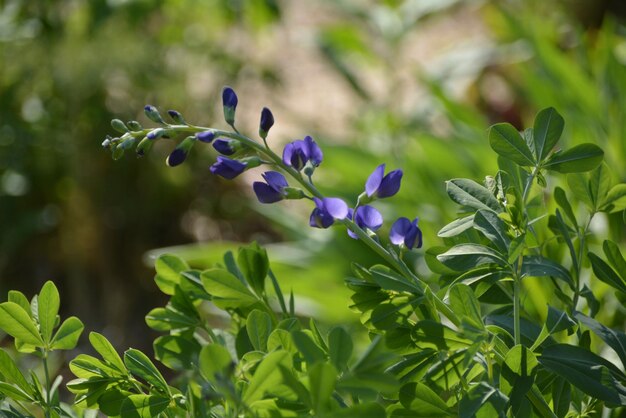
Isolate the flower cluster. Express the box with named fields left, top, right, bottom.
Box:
left=101, top=86, right=423, bottom=251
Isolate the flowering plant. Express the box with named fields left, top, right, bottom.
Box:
left=1, top=87, right=626, bottom=417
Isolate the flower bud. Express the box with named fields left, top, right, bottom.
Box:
left=111, top=119, right=129, bottom=134
left=144, top=105, right=166, bottom=124
left=283, top=187, right=306, bottom=200
left=196, top=130, right=215, bottom=143
left=222, top=86, right=238, bottom=126
left=127, top=120, right=143, bottom=131
left=101, top=136, right=112, bottom=149
left=136, top=137, right=154, bottom=157
left=212, top=139, right=237, bottom=155
left=259, top=107, right=274, bottom=139
left=147, top=128, right=167, bottom=140
left=240, top=155, right=262, bottom=169
left=111, top=143, right=125, bottom=160
left=167, top=110, right=187, bottom=125
left=166, top=136, right=196, bottom=167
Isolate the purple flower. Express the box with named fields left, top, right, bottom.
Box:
left=196, top=131, right=215, bottom=143
left=347, top=205, right=383, bottom=239
left=390, top=217, right=422, bottom=249
left=259, top=107, right=274, bottom=139
left=212, top=139, right=236, bottom=155
left=282, top=136, right=323, bottom=171
left=209, top=156, right=247, bottom=179
left=222, top=86, right=238, bottom=125
left=365, top=164, right=403, bottom=199
left=253, top=171, right=289, bottom=204
left=309, top=197, right=348, bottom=229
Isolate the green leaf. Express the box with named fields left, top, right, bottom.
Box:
left=291, top=330, right=326, bottom=365
left=566, top=173, right=593, bottom=210
left=199, top=344, right=233, bottom=384
left=588, top=162, right=611, bottom=211
left=538, top=344, right=626, bottom=404
left=0, top=349, right=31, bottom=394
left=448, top=284, right=483, bottom=330
left=0, top=382, right=34, bottom=402
left=323, top=403, right=386, bottom=417
left=154, top=254, right=189, bottom=295
left=437, top=215, right=475, bottom=238
left=7, top=291, right=31, bottom=317
left=546, top=306, right=576, bottom=334
left=37, top=281, right=60, bottom=344
left=309, top=363, right=337, bottom=414
left=50, top=316, right=84, bottom=350
left=600, top=184, right=626, bottom=213
left=267, top=329, right=295, bottom=353
left=574, top=312, right=626, bottom=369
left=238, top=242, right=269, bottom=296
left=98, top=388, right=129, bottom=417
left=398, top=382, right=453, bottom=417
left=446, top=179, right=502, bottom=213
left=588, top=252, right=626, bottom=294
left=369, top=265, right=422, bottom=294
left=504, top=345, right=538, bottom=377
left=553, top=187, right=577, bottom=227
left=533, top=107, right=564, bottom=162
left=124, top=349, right=170, bottom=395
left=437, top=244, right=508, bottom=271
left=458, top=382, right=508, bottom=418
left=328, top=327, right=352, bottom=371
left=243, top=350, right=292, bottom=404
left=521, top=255, right=574, bottom=290
left=0, top=302, right=43, bottom=347
left=472, top=209, right=510, bottom=252
left=119, top=394, right=170, bottom=418
left=89, top=332, right=126, bottom=372
left=154, top=335, right=200, bottom=371
left=247, top=309, right=273, bottom=352
left=201, top=268, right=258, bottom=309
left=145, top=307, right=198, bottom=332
left=489, top=123, right=536, bottom=166
left=544, top=143, right=604, bottom=173
left=70, top=354, right=124, bottom=378
left=603, top=240, right=626, bottom=279
left=551, top=378, right=571, bottom=418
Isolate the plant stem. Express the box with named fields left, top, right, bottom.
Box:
left=513, top=274, right=521, bottom=346
left=41, top=350, right=51, bottom=418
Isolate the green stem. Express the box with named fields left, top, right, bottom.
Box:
left=41, top=350, right=51, bottom=418
left=522, top=166, right=540, bottom=204
left=572, top=214, right=594, bottom=312
left=513, top=274, right=521, bottom=346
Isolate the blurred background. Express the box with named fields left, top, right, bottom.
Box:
left=1, top=0, right=626, bottom=352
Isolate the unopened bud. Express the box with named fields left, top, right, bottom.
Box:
left=111, top=119, right=129, bottom=134
left=166, top=136, right=196, bottom=167
left=136, top=137, right=154, bottom=157
left=144, top=105, right=166, bottom=124
left=212, top=139, right=238, bottom=155
left=222, top=86, right=238, bottom=126
left=240, top=155, right=262, bottom=169
left=283, top=187, right=306, bottom=200
left=147, top=128, right=167, bottom=140
left=196, top=130, right=215, bottom=143
left=259, top=107, right=274, bottom=139
left=118, top=137, right=137, bottom=150
left=112, top=144, right=125, bottom=160
left=167, top=110, right=187, bottom=125
left=127, top=120, right=143, bottom=131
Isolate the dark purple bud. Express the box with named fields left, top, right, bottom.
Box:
left=144, top=105, right=165, bottom=124
left=253, top=171, right=289, bottom=203
left=309, top=197, right=348, bottom=229
left=196, top=130, right=215, bottom=143
left=347, top=205, right=383, bottom=239
left=259, top=107, right=274, bottom=139
left=390, top=217, right=422, bottom=249
left=222, top=86, right=238, bottom=125
left=210, top=156, right=247, bottom=179
left=365, top=164, right=403, bottom=199
left=212, top=139, right=236, bottom=155
left=166, top=136, right=196, bottom=167
left=147, top=128, right=168, bottom=140
left=167, top=110, right=187, bottom=125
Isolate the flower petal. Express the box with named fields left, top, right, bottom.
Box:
left=365, top=164, right=385, bottom=197
left=253, top=182, right=283, bottom=203
left=323, top=197, right=349, bottom=220
left=304, top=136, right=323, bottom=166
left=262, top=171, right=288, bottom=191
left=390, top=217, right=411, bottom=245
left=377, top=169, right=403, bottom=198
left=355, top=205, right=383, bottom=231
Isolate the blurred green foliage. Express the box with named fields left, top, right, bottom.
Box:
left=1, top=0, right=626, bottom=351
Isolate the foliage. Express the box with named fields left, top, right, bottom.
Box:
left=3, top=86, right=626, bottom=416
